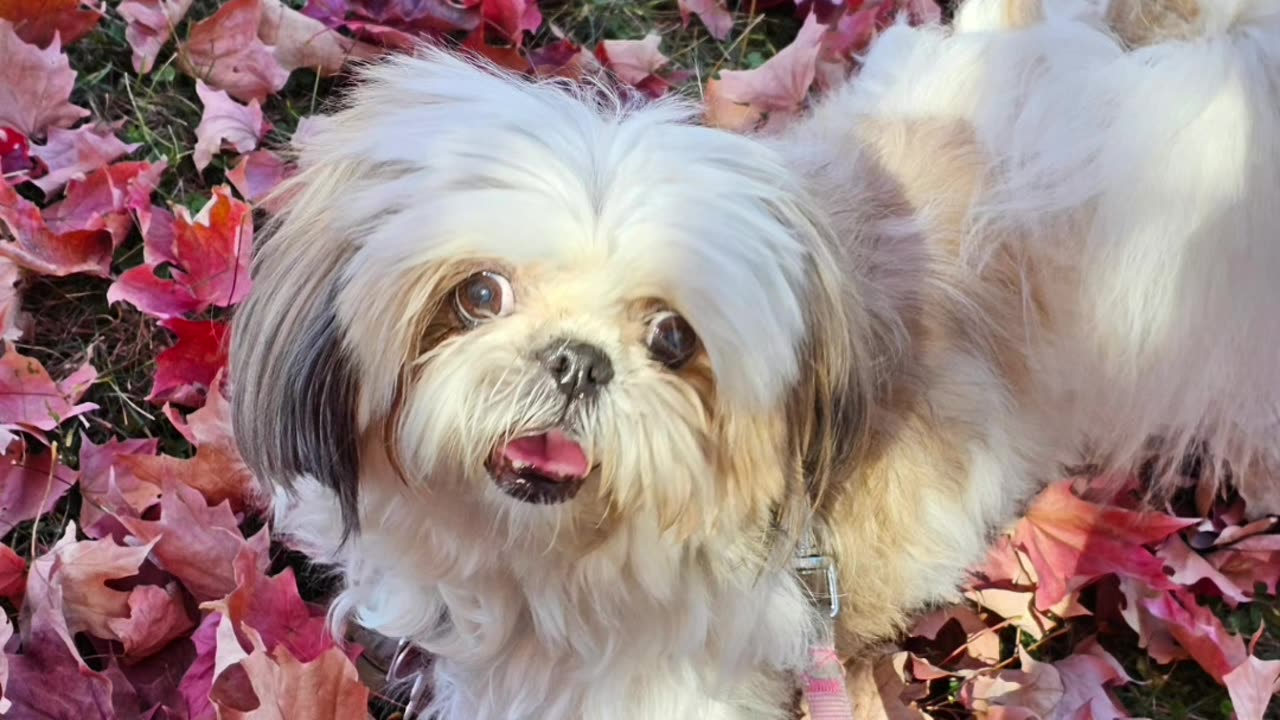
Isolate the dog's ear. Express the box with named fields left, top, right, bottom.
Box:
left=784, top=237, right=876, bottom=514
left=231, top=171, right=363, bottom=537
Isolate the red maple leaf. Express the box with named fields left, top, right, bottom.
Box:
left=1011, top=480, right=1197, bottom=610
left=180, top=0, right=290, bottom=103
left=109, top=186, right=253, bottom=319
left=148, top=318, right=231, bottom=408
left=0, top=441, right=78, bottom=538
left=0, top=0, right=103, bottom=48
left=0, top=179, right=113, bottom=276
left=41, top=160, right=166, bottom=246
left=0, top=542, right=25, bottom=603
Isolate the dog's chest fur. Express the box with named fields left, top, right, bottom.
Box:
left=278, top=461, right=823, bottom=720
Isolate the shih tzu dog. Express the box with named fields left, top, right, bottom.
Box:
left=230, top=0, right=1280, bottom=717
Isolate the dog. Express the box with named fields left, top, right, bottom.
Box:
left=230, top=0, right=1280, bottom=717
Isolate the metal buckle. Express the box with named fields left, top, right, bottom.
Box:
left=793, top=552, right=841, bottom=619
left=387, top=638, right=429, bottom=719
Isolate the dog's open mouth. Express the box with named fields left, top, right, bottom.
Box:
left=486, top=430, right=590, bottom=504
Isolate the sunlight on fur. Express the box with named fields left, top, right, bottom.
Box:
left=230, top=0, right=1280, bottom=717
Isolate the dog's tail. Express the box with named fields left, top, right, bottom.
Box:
left=974, top=0, right=1280, bottom=509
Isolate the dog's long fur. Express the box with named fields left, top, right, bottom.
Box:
left=230, top=0, right=1280, bottom=717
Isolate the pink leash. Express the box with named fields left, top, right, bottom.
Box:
left=802, top=644, right=854, bottom=720
left=794, top=525, right=856, bottom=720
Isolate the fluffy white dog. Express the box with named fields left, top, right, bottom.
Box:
left=230, top=0, right=1280, bottom=717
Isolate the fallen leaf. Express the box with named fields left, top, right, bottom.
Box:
left=25, top=523, right=158, bottom=641
left=29, top=124, right=140, bottom=195
left=481, top=0, right=541, bottom=47
left=1157, top=534, right=1252, bottom=604
left=108, top=186, right=254, bottom=318
left=0, top=442, right=78, bottom=537
left=0, top=613, right=10, bottom=713
left=124, top=382, right=263, bottom=511
left=107, top=582, right=196, bottom=658
left=0, top=0, right=102, bottom=48
left=2, top=612, right=117, bottom=719
left=679, top=0, right=732, bottom=40
left=0, top=257, right=28, bottom=342
left=711, top=13, right=826, bottom=115
left=1053, top=637, right=1132, bottom=719
left=0, top=542, right=24, bottom=602
left=0, top=179, right=114, bottom=276
left=214, top=625, right=369, bottom=720
left=0, top=344, right=97, bottom=440
left=193, top=81, right=270, bottom=172
left=118, top=0, right=194, bottom=74
left=962, top=648, right=1064, bottom=718
left=1224, top=655, right=1280, bottom=720
left=227, top=149, right=289, bottom=205
left=119, top=482, right=268, bottom=601
left=76, top=436, right=162, bottom=538
left=0, top=125, right=32, bottom=176
left=1013, top=481, right=1196, bottom=610
left=1209, top=533, right=1280, bottom=597
left=259, top=0, right=379, bottom=75
left=148, top=318, right=231, bottom=407
left=0, top=21, right=88, bottom=137
left=185, top=546, right=350, bottom=718
left=180, top=0, right=290, bottom=103
left=41, top=160, right=166, bottom=245
left=595, top=34, right=672, bottom=98
left=1122, top=581, right=1246, bottom=682
left=527, top=38, right=598, bottom=80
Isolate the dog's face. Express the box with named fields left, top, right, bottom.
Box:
left=232, top=51, right=867, bottom=544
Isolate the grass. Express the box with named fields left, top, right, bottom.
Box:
left=12, top=1, right=1277, bottom=718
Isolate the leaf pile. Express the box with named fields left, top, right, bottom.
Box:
left=0, top=1, right=1276, bottom=718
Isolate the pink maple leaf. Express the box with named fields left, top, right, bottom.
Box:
left=227, top=149, right=289, bottom=205
left=193, top=81, right=271, bottom=172
left=118, top=0, right=195, bottom=74
left=0, top=441, right=79, bottom=538
left=0, top=344, right=97, bottom=440
left=1012, top=480, right=1196, bottom=610
left=0, top=21, right=88, bottom=137
left=118, top=482, right=269, bottom=601
left=679, top=0, right=734, bottom=41
left=28, top=124, right=140, bottom=195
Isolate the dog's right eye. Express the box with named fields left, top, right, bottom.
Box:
left=455, top=272, right=514, bottom=324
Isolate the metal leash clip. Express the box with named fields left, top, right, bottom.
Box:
left=793, top=526, right=841, bottom=620
left=386, top=638, right=429, bottom=719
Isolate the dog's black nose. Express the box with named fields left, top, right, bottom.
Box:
left=540, top=340, right=614, bottom=400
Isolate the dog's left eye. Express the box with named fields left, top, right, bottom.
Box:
left=455, top=271, right=514, bottom=324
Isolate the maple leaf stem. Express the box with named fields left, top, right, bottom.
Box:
left=30, top=440, right=59, bottom=559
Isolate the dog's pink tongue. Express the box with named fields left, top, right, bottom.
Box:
left=502, top=431, right=589, bottom=480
